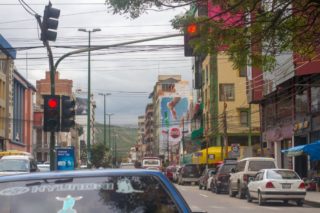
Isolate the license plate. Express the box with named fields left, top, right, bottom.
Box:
left=189, top=174, right=194, bottom=177
left=282, top=183, right=291, bottom=189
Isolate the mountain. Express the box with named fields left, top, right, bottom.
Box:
left=94, top=123, right=138, bottom=159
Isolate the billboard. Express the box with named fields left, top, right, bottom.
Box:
left=160, top=96, right=190, bottom=153
left=56, top=147, right=75, bottom=171
left=75, top=97, right=88, bottom=115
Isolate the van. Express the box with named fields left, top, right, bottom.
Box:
left=0, top=155, right=39, bottom=176
left=228, top=157, right=277, bottom=198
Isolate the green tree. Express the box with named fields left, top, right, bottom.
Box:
left=105, top=0, right=320, bottom=71
left=91, top=143, right=112, bottom=168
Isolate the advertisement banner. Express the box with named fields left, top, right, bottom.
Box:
left=75, top=97, right=88, bottom=115
left=160, top=96, right=190, bottom=152
left=56, top=147, right=75, bottom=171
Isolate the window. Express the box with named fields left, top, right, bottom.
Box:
left=239, top=67, right=247, bottom=77
left=219, top=84, right=235, bottom=101
left=248, top=161, right=276, bottom=171
left=240, top=110, right=249, bottom=126
left=311, top=86, right=320, bottom=113
left=237, top=160, right=246, bottom=172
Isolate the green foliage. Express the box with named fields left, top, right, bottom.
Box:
left=91, top=143, right=112, bottom=168
left=105, top=0, right=320, bottom=72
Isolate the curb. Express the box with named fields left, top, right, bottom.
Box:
left=304, top=200, right=320, bottom=208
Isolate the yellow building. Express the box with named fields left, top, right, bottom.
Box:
left=201, top=53, right=260, bottom=158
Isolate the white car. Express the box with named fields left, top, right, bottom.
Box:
left=0, top=155, right=39, bottom=176
left=247, top=169, right=306, bottom=206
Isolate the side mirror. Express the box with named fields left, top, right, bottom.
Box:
left=231, top=168, right=236, bottom=173
left=248, top=176, right=255, bottom=182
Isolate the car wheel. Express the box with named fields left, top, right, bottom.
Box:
left=229, top=184, right=236, bottom=197
left=204, top=184, right=207, bottom=190
left=283, top=200, right=288, bottom=205
left=246, top=190, right=252, bottom=203
left=296, top=200, right=303, bottom=206
left=258, top=191, right=264, bottom=206
left=237, top=183, right=245, bottom=199
left=199, top=183, right=202, bottom=190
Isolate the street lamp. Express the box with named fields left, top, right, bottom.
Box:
left=98, top=93, right=111, bottom=147
left=78, top=28, right=101, bottom=166
left=106, top=113, right=114, bottom=152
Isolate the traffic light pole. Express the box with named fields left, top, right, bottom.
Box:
left=87, top=31, right=92, bottom=166
left=36, top=15, right=56, bottom=171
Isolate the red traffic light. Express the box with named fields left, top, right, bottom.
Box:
left=187, top=23, right=198, bottom=35
left=48, top=98, right=58, bottom=108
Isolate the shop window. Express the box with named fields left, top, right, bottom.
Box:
left=219, top=84, right=235, bottom=101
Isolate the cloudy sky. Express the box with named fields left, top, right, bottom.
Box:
left=0, top=0, right=193, bottom=126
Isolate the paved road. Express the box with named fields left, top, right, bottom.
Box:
left=175, top=184, right=319, bottom=213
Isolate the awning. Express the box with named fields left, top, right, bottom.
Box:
left=191, top=127, right=203, bottom=140
left=282, top=141, right=320, bottom=161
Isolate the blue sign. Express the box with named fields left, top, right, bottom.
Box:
left=56, top=147, right=75, bottom=170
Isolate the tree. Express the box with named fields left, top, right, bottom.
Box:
left=105, top=0, right=320, bottom=71
left=91, top=143, right=112, bottom=168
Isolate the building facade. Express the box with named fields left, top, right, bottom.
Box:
left=33, top=71, right=74, bottom=162
left=0, top=35, right=16, bottom=151
left=144, top=103, right=154, bottom=156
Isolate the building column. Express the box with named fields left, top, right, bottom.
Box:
left=274, top=141, right=281, bottom=168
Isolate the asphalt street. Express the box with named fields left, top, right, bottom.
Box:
left=175, top=184, right=319, bottom=213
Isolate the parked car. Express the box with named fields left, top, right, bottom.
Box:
left=210, top=162, right=237, bottom=194
left=247, top=169, right=306, bottom=206
left=0, top=169, right=194, bottom=213
left=0, top=155, right=39, bottom=176
left=177, top=164, right=201, bottom=185
left=199, top=168, right=216, bottom=190
left=229, top=157, right=277, bottom=199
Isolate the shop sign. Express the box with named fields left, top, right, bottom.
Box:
left=294, top=118, right=311, bottom=134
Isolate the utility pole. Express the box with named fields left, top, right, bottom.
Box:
left=98, top=93, right=111, bottom=147
left=106, top=113, right=114, bottom=151
left=78, top=28, right=101, bottom=167
left=248, top=103, right=252, bottom=156
left=223, top=91, right=228, bottom=160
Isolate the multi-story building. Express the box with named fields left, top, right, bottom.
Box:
left=144, top=103, right=154, bottom=156
left=9, top=70, right=36, bottom=152
left=75, top=92, right=96, bottom=165
left=0, top=35, right=16, bottom=151
left=33, top=71, right=75, bottom=162
left=136, top=115, right=145, bottom=160
left=150, top=75, right=190, bottom=164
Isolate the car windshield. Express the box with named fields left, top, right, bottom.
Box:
left=0, top=159, right=29, bottom=172
left=183, top=165, right=199, bottom=174
left=248, top=161, right=276, bottom=172
left=267, top=170, right=300, bottom=180
left=0, top=175, right=180, bottom=213
left=220, top=164, right=237, bottom=174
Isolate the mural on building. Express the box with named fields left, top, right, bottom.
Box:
left=160, top=96, right=190, bottom=153
left=75, top=96, right=88, bottom=115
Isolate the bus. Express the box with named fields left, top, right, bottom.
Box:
left=0, top=150, right=32, bottom=159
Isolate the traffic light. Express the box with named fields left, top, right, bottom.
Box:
left=61, top=96, right=76, bottom=132
left=184, top=23, right=199, bottom=57
left=43, top=95, right=60, bottom=132
left=41, top=3, right=60, bottom=42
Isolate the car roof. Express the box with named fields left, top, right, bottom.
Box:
left=0, top=169, right=165, bottom=183
left=0, top=155, right=33, bottom=160
left=259, top=168, right=296, bottom=172
left=239, top=157, right=275, bottom=161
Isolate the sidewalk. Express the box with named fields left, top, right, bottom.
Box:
left=305, top=191, right=320, bottom=207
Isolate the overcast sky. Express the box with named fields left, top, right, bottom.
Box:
left=0, top=0, right=193, bottom=126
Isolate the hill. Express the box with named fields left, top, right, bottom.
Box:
left=94, top=123, right=138, bottom=160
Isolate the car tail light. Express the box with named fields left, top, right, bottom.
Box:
left=299, top=182, right=305, bottom=189
left=265, top=181, right=274, bottom=188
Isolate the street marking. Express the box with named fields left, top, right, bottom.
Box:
left=209, top=205, right=225, bottom=209
left=199, top=194, right=208, bottom=198
left=262, top=206, right=280, bottom=211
